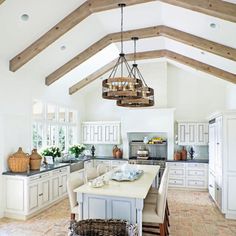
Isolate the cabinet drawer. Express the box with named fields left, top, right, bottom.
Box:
left=95, top=160, right=111, bottom=166
left=169, top=178, right=185, bottom=187
left=187, top=169, right=206, bottom=177
left=167, top=162, right=185, bottom=168
left=170, top=168, right=185, bottom=176
left=29, top=172, right=50, bottom=182
left=52, top=167, right=68, bottom=176
left=187, top=163, right=207, bottom=169
left=186, top=179, right=206, bottom=188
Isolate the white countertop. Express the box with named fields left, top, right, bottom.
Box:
left=74, top=164, right=160, bottom=199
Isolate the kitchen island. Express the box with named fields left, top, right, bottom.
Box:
left=74, top=164, right=160, bottom=235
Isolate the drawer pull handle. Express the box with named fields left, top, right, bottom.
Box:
left=59, top=185, right=63, bottom=187
left=209, top=184, right=213, bottom=188
left=39, top=193, right=43, bottom=196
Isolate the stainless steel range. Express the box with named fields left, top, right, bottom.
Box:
left=128, top=140, right=167, bottom=183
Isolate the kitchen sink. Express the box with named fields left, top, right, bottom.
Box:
left=60, top=159, right=84, bottom=172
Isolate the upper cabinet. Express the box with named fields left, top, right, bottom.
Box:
left=178, top=122, right=208, bottom=146
left=82, top=121, right=121, bottom=144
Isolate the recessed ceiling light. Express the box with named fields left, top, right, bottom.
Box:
left=21, top=14, right=29, bottom=21
left=210, top=23, right=216, bottom=28
left=60, top=45, right=66, bottom=51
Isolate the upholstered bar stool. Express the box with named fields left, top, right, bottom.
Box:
left=67, top=172, right=85, bottom=220
left=142, top=167, right=169, bottom=236
left=145, top=167, right=169, bottom=204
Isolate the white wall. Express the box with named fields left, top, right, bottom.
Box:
left=226, top=84, right=236, bottom=109
left=167, top=63, right=228, bottom=121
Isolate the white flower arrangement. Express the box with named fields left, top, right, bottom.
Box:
left=69, top=144, right=86, bottom=158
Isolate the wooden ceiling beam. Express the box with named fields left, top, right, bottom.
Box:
left=46, top=25, right=236, bottom=86
left=69, top=49, right=236, bottom=95
left=0, top=0, right=5, bottom=5
left=9, top=0, right=155, bottom=72
left=158, top=0, right=236, bottom=23
left=164, top=50, right=236, bottom=84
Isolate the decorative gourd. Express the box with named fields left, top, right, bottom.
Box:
left=181, top=146, right=187, bottom=160
left=112, top=145, right=119, bottom=158
left=30, top=149, right=42, bottom=170
left=8, top=147, right=29, bottom=172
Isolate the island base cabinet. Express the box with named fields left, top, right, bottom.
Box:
left=3, top=166, right=69, bottom=220
left=81, top=194, right=137, bottom=224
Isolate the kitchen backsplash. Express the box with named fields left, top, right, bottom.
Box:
left=85, top=144, right=119, bottom=157
left=176, top=145, right=209, bottom=160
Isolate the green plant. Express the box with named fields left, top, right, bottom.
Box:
left=41, top=146, right=61, bottom=158
left=69, top=144, right=86, bottom=158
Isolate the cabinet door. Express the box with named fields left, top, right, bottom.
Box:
left=60, top=174, right=68, bottom=196
left=209, top=123, right=216, bottom=173
left=196, top=123, right=209, bottom=145
left=178, top=123, right=188, bottom=145
left=215, top=117, right=223, bottom=186
left=187, top=123, right=196, bottom=144
left=51, top=176, right=60, bottom=201
left=91, top=124, right=103, bottom=143
left=208, top=171, right=215, bottom=201
left=103, top=123, right=120, bottom=144
left=40, top=179, right=50, bottom=206
left=82, top=124, right=90, bottom=144
left=29, top=183, right=40, bottom=211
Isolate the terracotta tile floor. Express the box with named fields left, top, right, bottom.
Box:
left=0, top=189, right=236, bottom=236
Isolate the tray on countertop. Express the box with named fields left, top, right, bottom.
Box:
left=111, top=169, right=144, bottom=182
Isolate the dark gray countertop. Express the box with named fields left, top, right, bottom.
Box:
left=166, top=159, right=209, bottom=163
left=2, top=163, right=70, bottom=177
left=90, top=156, right=128, bottom=161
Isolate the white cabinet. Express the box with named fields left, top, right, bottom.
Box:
left=166, top=162, right=208, bottom=189
left=28, top=172, right=50, bottom=212
left=167, top=162, right=185, bottom=188
left=82, top=121, right=120, bottom=144
left=178, top=122, right=208, bottom=145
left=51, top=167, right=68, bottom=201
left=3, top=165, right=70, bottom=220
left=208, top=111, right=236, bottom=219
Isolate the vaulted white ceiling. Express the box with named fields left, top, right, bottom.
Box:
left=0, top=0, right=235, bottom=91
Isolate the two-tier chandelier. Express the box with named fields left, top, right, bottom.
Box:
left=102, top=4, right=142, bottom=100
left=117, top=37, right=154, bottom=107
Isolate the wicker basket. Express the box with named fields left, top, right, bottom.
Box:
left=30, top=149, right=42, bottom=170
left=8, top=147, right=29, bottom=173
left=69, top=219, right=138, bottom=236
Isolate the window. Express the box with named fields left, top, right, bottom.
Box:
left=31, top=100, right=78, bottom=152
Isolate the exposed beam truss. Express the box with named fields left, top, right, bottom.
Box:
left=9, top=0, right=236, bottom=72
left=69, top=50, right=236, bottom=95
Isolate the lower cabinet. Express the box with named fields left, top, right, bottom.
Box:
left=166, top=162, right=208, bottom=189
left=3, top=166, right=69, bottom=220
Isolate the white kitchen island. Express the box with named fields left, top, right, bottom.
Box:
left=74, top=164, right=160, bottom=235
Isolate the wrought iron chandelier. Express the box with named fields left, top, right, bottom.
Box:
left=117, top=37, right=154, bottom=107
left=102, top=4, right=142, bottom=100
